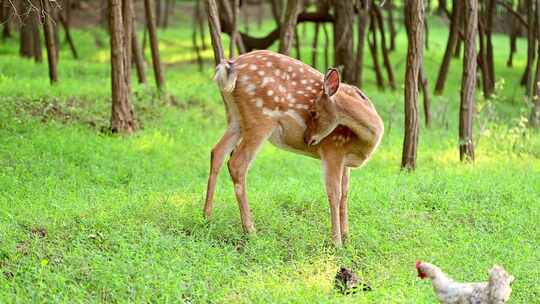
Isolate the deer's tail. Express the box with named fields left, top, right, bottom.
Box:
left=214, top=60, right=237, bottom=93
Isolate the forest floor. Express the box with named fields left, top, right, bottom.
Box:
left=0, top=15, right=539, bottom=303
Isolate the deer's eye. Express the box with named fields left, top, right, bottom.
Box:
left=309, top=110, right=318, bottom=118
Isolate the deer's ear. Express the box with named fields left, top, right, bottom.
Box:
left=324, top=68, right=340, bottom=97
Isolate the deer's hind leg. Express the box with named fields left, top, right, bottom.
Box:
left=204, top=108, right=240, bottom=219
left=227, top=124, right=275, bottom=234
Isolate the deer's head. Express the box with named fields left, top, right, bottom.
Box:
left=304, top=68, right=341, bottom=146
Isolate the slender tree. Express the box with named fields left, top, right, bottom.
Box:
left=41, top=0, right=58, bottom=84
left=355, top=0, right=370, bottom=88
left=373, top=5, right=396, bottom=90
left=109, top=0, right=137, bottom=133
left=529, top=0, right=540, bottom=128
left=459, top=0, right=478, bottom=161
left=132, top=30, right=147, bottom=84
left=434, top=0, right=462, bottom=95
left=334, top=0, right=355, bottom=83
left=144, top=0, right=166, bottom=90
left=521, top=0, right=536, bottom=91
left=278, top=0, right=302, bottom=55
left=402, top=0, right=424, bottom=170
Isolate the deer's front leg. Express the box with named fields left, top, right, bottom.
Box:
left=340, top=167, right=350, bottom=243
left=227, top=127, right=274, bottom=234
left=321, top=148, right=345, bottom=247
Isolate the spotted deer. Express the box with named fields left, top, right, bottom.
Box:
left=204, top=50, right=384, bottom=246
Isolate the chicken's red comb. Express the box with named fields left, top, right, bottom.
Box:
left=416, top=260, right=428, bottom=279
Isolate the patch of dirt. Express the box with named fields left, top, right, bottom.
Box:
left=334, top=267, right=372, bottom=295
left=30, top=227, right=48, bottom=238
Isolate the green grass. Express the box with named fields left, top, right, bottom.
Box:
left=1, top=12, right=540, bottom=303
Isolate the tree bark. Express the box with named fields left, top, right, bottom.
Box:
left=368, top=17, right=385, bottom=90
left=132, top=30, right=147, bottom=84
left=311, top=22, right=320, bottom=68
left=402, top=0, right=424, bottom=171
left=1, top=0, right=12, bottom=40
left=355, top=0, right=370, bottom=88
left=333, top=0, right=355, bottom=83
left=373, top=5, right=396, bottom=90
left=229, top=0, right=240, bottom=57
left=436, top=0, right=448, bottom=15
left=420, top=67, right=431, bottom=128
left=387, top=0, right=397, bottom=52
left=521, top=0, right=537, bottom=92
left=459, top=0, right=477, bottom=162
left=144, top=0, right=166, bottom=90
left=529, top=0, right=540, bottom=128
left=478, top=20, right=493, bottom=98
left=278, top=0, right=302, bottom=55
left=41, top=0, right=58, bottom=84
left=58, top=12, right=78, bottom=59
left=206, top=0, right=225, bottom=65
left=484, top=0, right=496, bottom=93
left=109, top=0, right=137, bottom=133
left=434, top=0, right=462, bottom=95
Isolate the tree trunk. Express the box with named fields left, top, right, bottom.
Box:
left=434, top=0, right=462, bottom=95
left=132, top=30, right=147, bottom=83
left=58, top=13, right=79, bottom=59
left=278, top=0, right=302, bottom=55
left=402, top=0, right=424, bottom=171
left=19, top=0, right=42, bottom=60
left=334, top=0, right=355, bottom=83
left=31, top=5, right=43, bottom=63
left=109, top=0, right=137, bottom=133
left=144, top=0, right=166, bottom=90
left=420, top=67, right=431, bottom=128
left=1, top=0, right=12, bottom=40
left=459, top=0, right=477, bottom=162
left=355, top=0, right=370, bottom=88
left=198, top=0, right=207, bottom=50
left=41, top=0, right=58, bottom=84
left=529, top=0, right=540, bottom=128
left=206, top=0, right=225, bottom=65
left=122, top=0, right=134, bottom=93
left=387, top=0, right=397, bottom=52
left=323, top=22, right=330, bottom=69
left=311, top=22, right=320, bottom=68
left=368, top=17, right=385, bottom=89
left=521, top=0, right=537, bottom=92
left=478, top=20, right=492, bottom=98
left=229, top=0, right=240, bottom=58
left=373, top=5, right=396, bottom=90
left=484, top=0, right=496, bottom=94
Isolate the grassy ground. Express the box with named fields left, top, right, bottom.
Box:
left=1, top=12, right=539, bottom=303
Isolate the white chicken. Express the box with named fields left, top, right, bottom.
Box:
left=416, top=261, right=514, bottom=304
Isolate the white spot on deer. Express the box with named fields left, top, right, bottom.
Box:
left=245, top=84, right=256, bottom=95
left=249, top=64, right=258, bottom=71
left=273, top=96, right=279, bottom=102
left=292, top=81, right=297, bottom=86
left=258, top=70, right=265, bottom=76
left=298, top=90, right=304, bottom=94
left=274, top=70, right=281, bottom=77
left=261, top=77, right=273, bottom=86
left=267, top=90, right=274, bottom=96
left=306, top=86, right=312, bottom=90
left=287, top=66, right=293, bottom=72
left=255, top=97, right=263, bottom=108
left=309, top=79, right=315, bottom=83
left=301, top=80, right=307, bottom=84
left=311, top=89, right=318, bottom=94
left=240, top=75, right=250, bottom=83
left=266, top=62, right=273, bottom=67
left=278, top=85, right=286, bottom=93
left=292, top=73, right=297, bottom=78
left=299, top=68, right=304, bottom=73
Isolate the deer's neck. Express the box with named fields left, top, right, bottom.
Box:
left=335, top=94, right=383, bottom=147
